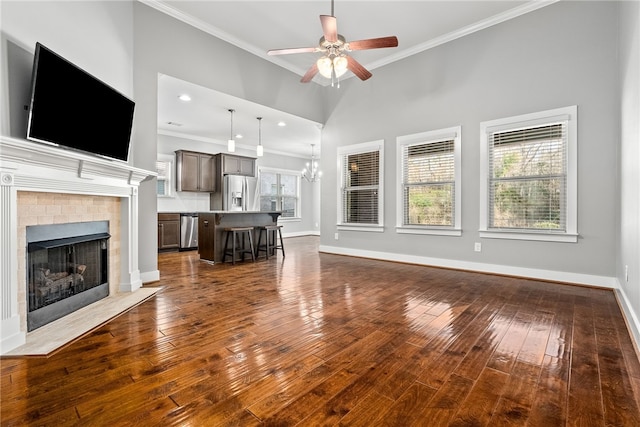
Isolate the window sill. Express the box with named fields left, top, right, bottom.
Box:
left=337, top=224, right=384, bottom=233
left=479, top=230, right=578, bottom=243
left=278, top=217, right=301, bottom=223
left=396, top=226, right=462, bottom=237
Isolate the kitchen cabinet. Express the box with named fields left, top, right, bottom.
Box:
left=221, top=154, right=255, bottom=176
left=158, top=213, right=180, bottom=251
left=175, top=150, right=216, bottom=192
left=198, top=211, right=281, bottom=263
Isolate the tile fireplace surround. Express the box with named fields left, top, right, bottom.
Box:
left=0, top=136, right=155, bottom=354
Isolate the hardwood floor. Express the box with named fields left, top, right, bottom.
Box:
left=2, top=236, right=640, bottom=426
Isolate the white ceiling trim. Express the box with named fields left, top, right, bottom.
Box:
left=140, top=0, right=309, bottom=77
left=158, top=129, right=312, bottom=159
left=141, top=0, right=558, bottom=83
left=365, top=0, right=560, bottom=71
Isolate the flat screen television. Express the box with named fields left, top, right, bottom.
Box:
left=26, top=43, right=135, bottom=162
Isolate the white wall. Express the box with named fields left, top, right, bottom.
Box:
left=618, top=1, right=640, bottom=343
left=1, top=0, right=133, bottom=139
left=319, top=1, right=621, bottom=286
left=1, top=1, right=324, bottom=283
left=2, top=2, right=635, bottom=336
left=156, top=132, right=319, bottom=236
left=132, top=2, right=326, bottom=275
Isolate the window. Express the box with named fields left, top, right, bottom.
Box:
left=259, top=168, right=300, bottom=219
left=397, top=127, right=462, bottom=236
left=337, top=140, right=384, bottom=232
left=480, top=106, right=577, bottom=242
left=155, top=159, right=172, bottom=197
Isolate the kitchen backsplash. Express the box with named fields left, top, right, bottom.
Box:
left=157, top=191, right=210, bottom=212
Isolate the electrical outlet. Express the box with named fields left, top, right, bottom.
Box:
left=334, top=232, right=339, bottom=240
left=474, top=242, right=482, bottom=252
left=625, top=265, right=629, bottom=282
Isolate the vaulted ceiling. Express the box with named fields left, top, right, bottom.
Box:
left=151, top=1, right=555, bottom=157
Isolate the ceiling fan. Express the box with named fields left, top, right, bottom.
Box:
left=267, top=0, right=398, bottom=85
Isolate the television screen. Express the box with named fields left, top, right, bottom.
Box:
left=27, top=43, right=134, bottom=162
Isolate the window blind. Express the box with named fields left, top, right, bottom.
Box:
left=488, top=123, right=567, bottom=231
left=402, top=140, right=455, bottom=226
left=155, top=161, right=169, bottom=178
left=341, top=150, right=380, bottom=224
left=155, top=160, right=170, bottom=196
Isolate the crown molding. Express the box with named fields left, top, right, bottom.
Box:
left=142, top=0, right=558, bottom=84
left=367, top=0, right=560, bottom=71
left=157, top=129, right=313, bottom=160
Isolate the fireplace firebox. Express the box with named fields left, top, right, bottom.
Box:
left=26, top=221, right=110, bottom=331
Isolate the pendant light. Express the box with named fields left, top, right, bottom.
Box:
left=256, top=117, right=264, bottom=157
left=227, top=109, right=236, bottom=153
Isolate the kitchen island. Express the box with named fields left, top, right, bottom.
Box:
left=198, top=211, right=282, bottom=263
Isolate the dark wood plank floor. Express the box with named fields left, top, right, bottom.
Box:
left=3, top=236, right=640, bottom=426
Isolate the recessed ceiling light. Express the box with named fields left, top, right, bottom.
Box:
left=178, top=94, right=191, bottom=102
left=235, top=134, right=243, bottom=139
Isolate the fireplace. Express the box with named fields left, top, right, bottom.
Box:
left=1, top=135, right=154, bottom=354
left=26, top=221, right=110, bottom=331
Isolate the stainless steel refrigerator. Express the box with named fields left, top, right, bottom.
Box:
left=223, top=175, right=259, bottom=211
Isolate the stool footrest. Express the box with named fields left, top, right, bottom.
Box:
left=222, top=227, right=256, bottom=264
left=255, top=225, right=285, bottom=259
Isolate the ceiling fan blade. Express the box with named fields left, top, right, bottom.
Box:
left=300, top=63, right=319, bottom=83
left=346, top=56, right=372, bottom=81
left=347, top=36, right=399, bottom=51
left=268, top=47, right=318, bottom=56
left=320, top=15, right=338, bottom=43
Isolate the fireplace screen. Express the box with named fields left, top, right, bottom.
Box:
left=26, top=222, right=110, bottom=331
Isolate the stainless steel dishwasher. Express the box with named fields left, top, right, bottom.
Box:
left=179, top=213, right=198, bottom=250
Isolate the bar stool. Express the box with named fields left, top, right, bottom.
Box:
left=222, top=227, right=255, bottom=264
left=255, top=225, right=285, bottom=259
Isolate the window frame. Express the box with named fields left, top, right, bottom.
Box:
left=258, top=166, right=301, bottom=221
left=396, top=126, right=462, bottom=236
left=155, top=155, right=173, bottom=198
left=479, top=105, right=578, bottom=242
left=337, top=140, right=384, bottom=233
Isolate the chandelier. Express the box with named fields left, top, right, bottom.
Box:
left=302, top=144, right=322, bottom=183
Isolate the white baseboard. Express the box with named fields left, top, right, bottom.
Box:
left=318, top=244, right=640, bottom=353
left=318, top=244, right=617, bottom=288
left=140, top=269, right=160, bottom=284
left=0, top=315, right=25, bottom=355
left=614, top=283, right=640, bottom=355
left=282, top=230, right=320, bottom=238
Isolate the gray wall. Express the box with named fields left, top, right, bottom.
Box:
left=2, top=2, right=636, bottom=327
left=132, top=2, right=326, bottom=275
left=157, top=133, right=319, bottom=236
left=319, top=1, right=620, bottom=280
left=1, top=1, right=134, bottom=139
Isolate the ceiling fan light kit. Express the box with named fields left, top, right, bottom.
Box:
left=317, top=55, right=348, bottom=79
left=267, top=0, right=398, bottom=85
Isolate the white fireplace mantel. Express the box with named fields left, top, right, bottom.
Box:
left=0, top=136, right=155, bottom=354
